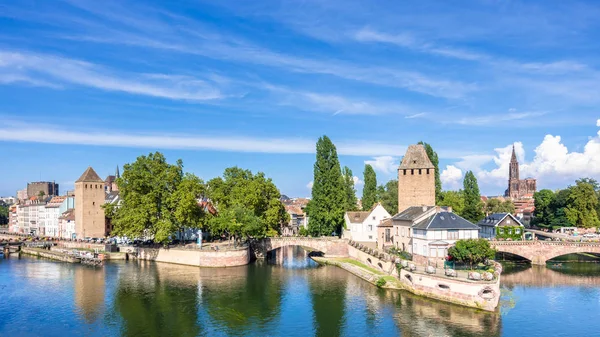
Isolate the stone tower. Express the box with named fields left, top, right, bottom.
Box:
left=75, top=167, right=106, bottom=239
left=508, top=146, right=520, bottom=199
left=397, top=144, right=435, bottom=213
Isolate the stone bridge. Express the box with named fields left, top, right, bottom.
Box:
left=251, top=237, right=349, bottom=259
left=491, top=241, right=600, bottom=265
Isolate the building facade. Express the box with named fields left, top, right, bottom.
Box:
left=344, top=203, right=391, bottom=244
left=397, top=144, right=435, bottom=213
left=505, top=146, right=537, bottom=199
left=74, top=167, right=106, bottom=239
left=44, top=196, right=66, bottom=237
left=27, top=181, right=59, bottom=199
left=477, top=213, right=524, bottom=240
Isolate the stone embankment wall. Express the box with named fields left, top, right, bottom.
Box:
left=135, top=247, right=250, bottom=267
left=21, top=247, right=81, bottom=263
left=55, top=241, right=106, bottom=251
left=346, top=244, right=501, bottom=311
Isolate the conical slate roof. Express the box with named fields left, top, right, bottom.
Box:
left=76, top=167, right=104, bottom=183
left=399, top=144, right=434, bottom=169
left=511, top=145, right=518, bottom=163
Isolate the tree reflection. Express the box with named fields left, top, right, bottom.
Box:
left=308, top=267, right=347, bottom=337
left=114, top=262, right=200, bottom=337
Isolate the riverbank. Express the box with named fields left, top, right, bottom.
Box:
left=313, top=255, right=501, bottom=312
left=21, top=247, right=82, bottom=263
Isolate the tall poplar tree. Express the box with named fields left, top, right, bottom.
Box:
left=306, top=136, right=346, bottom=236
left=462, top=171, right=484, bottom=222
left=362, top=164, right=377, bottom=210
left=342, top=166, right=358, bottom=211
left=418, top=141, right=442, bottom=203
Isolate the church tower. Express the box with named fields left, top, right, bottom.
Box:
left=75, top=167, right=106, bottom=239
left=507, top=145, right=520, bottom=199
left=397, top=144, right=435, bottom=213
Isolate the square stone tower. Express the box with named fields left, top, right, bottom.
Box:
left=397, top=144, right=435, bottom=213
left=75, top=167, right=106, bottom=239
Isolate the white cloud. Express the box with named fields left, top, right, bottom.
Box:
left=597, top=119, right=600, bottom=127
left=471, top=121, right=600, bottom=188
left=352, top=176, right=363, bottom=186
left=306, top=181, right=313, bottom=189
left=0, top=51, right=223, bottom=101
left=364, top=156, right=398, bottom=174
left=0, top=121, right=409, bottom=157
left=440, top=165, right=463, bottom=190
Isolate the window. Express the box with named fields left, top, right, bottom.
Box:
left=385, top=229, right=391, bottom=242
left=372, top=216, right=376, bottom=220
left=419, top=169, right=422, bottom=175
left=464, top=230, right=472, bottom=239
left=403, top=169, right=407, bottom=175
left=448, top=230, right=458, bottom=240
left=434, top=231, right=442, bottom=240
left=507, top=219, right=511, bottom=224
left=515, top=228, right=521, bottom=234
left=92, top=202, right=95, bottom=206
left=427, top=168, right=430, bottom=174
left=498, top=228, right=504, bottom=235
left=368, top=235, right=372, bottom=240
left=368, top=225, right=373, bottom=231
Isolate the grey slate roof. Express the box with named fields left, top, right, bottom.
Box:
left=392, top=206, right=435, bottom=221
left=413, top=212, right=480, bottom=230
left=477, top=213, right=523, bottom=227
left=76, top=167, right=104, bottom=183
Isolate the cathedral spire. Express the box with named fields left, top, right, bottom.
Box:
left=510, top=145, right=517, bottom=163
left=116, top=166, right=120, bottom=179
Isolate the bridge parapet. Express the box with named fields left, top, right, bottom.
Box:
left=491, top=240, right=600, bottom=265
left=250, top=236, right=349, bottom=258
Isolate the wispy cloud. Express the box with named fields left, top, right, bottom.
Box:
left=405, top=113, right=426, bottom=119
left=0, top=121, right=407, bottom=157
left=453, top=111, right=550, bottom=126
left=0, top=51, right=223, bottom=101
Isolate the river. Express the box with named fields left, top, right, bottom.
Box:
left=1, top=246, right=599, bottom=337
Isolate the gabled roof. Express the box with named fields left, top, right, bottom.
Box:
left=76, top=167, right=104, bottom=183
left=378, top=218, right=393, bottom=227
left=392, top=206, right=436, bottom=221
left=413, top=212, right=480, bottom=230
left=477, top=213, right=524, bottom=227
left=399, top=144, right=434, bottom=169
left=346, top=211, right=370, bottom=224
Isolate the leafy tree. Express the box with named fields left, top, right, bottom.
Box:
left=577, top=178, right=600, bottom=219
left=418, top=141, right=442, bottom=203
left=549, top=188, right=573, bottom=228
left=448, top=239, right=496, bottom=267
left=533, top=189, right=555, bottom=226
left=462, top=171, right=484, bottom=223
left=342, top=166, right=358, bottom=211
left=485, top=198, right=515, bottom=215
left=37, top=191, right=45, bottom=199
left=565, top=180, right=600, bottom=228
left=170, top=173, right=206, bottom=240
left=306, top=136, right=346, bottom=237
left=438, top=190, right=465, bottom=215
left=362, top=164, right=377, bottom=210
left=378, top=180, right=398, bottom=215
left=0, top=204, right=8, bottom=225
left=110, top=152, right=185, bottom=243
left=206, top=167, right=288, bottom=240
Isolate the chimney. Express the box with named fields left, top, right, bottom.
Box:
left=422, top=206, right=427, bottom=212
left=447, top=206, right=453, bottom=213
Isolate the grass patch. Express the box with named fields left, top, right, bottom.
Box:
left=334, top=258, right=385, bottom=275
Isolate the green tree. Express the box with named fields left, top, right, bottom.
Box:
left=418, top=141, right=442, bottom=203
left=342, top=166, right=358, bottom=211
left=448, top=239, right=496, bottom=267
left=206, top=167, right=288, bottom=240
left=549, top=188, right=574, bottom=228
left=378, top=180, right=398, bottom=215
left=462, top=171, right=484, bottom=223
left=565, top=180, right=600, bottom=228
left=37, top=190, right=45, bottom=199
left=576, top=178, right=600, bottom=219
left=438, top=190, right=465, bottom=215
left=533, top=189, right=555, bottom=226
left=485, top=199, right=515, bottom=215
left=170, top=173, right=206, bottom=240
left=362, top=164, right=377, bottom=210
left=0, top=204, right=8, bottom=225
left=306, top=136, right=346, bottom=237
left=110, top=152, right=184, bottom=243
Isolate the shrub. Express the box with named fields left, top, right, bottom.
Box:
left=448, top=239, right=496, bottom=268
left=376, top=277, right=387, bottom=288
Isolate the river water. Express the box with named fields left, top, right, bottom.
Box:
left=1, top=246, right=599, bottom=337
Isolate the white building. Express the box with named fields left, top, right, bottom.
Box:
left=58, top=209, right=76, bottom=239
left=391, top=206, right=480, bottom=260
left=45, top=196, right=66, bottom=237
left=17, top=201, right=47, bottom=235
left=344, top=203, right=391, bottom=243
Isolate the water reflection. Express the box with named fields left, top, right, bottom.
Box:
left=3, top=248, right=600, bottom=336
left=74, top=267, right=105, bottom=323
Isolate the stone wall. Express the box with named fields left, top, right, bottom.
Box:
left=398, top=169, right=435, bottom=213
left=398, top=268, right=500, bottom=311
left=347, top=245, right=397, bottom=275
left=55, top=241, right=106, bottom=251
left=135, top=247, right=250, bottom=267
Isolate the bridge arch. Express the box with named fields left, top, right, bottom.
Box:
left=491, top=241, right=600, bottom=265
left=251, top=237, right=349, bottom=259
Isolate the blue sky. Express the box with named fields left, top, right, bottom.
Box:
left=1, top=0, right=600, bottom=198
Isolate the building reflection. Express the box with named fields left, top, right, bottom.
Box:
left=74, top=266, right=106, bottom=324
left=502, top=264, right=600, bottom=288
